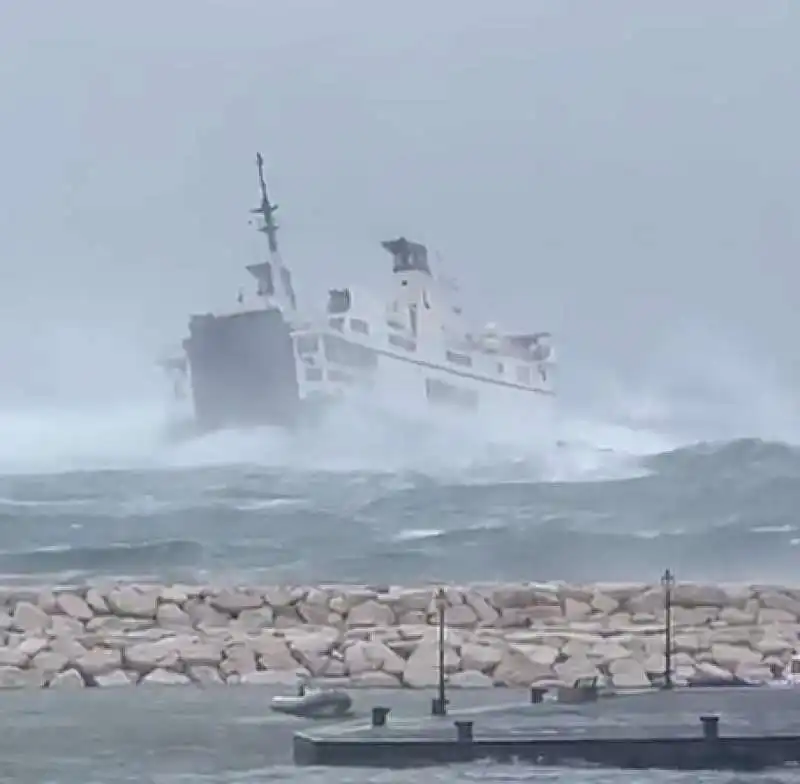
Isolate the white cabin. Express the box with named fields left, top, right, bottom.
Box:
left=291, top=237, right=555, bottom=412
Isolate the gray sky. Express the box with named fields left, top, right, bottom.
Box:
left=1, top=0, right=798, bottom=410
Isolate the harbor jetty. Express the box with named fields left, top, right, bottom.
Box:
left=0, top=577, right=797, bottom=690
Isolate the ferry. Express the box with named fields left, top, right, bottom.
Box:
left=161, top=153, right=556, bottom=432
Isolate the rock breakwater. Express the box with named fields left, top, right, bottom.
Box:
left=0, top=581, right=798, bottom=690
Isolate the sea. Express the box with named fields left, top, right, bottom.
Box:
left=1, top=389, right=799, bottom=782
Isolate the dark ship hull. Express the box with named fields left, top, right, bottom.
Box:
left=183, top=307, right=301, bottom=431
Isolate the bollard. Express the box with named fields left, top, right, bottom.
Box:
left=371, top=706, right=391, bottom=727
left=530, top=686, right=547, bottom=704
left=455, top=720, right=474, bottom=743
left=700, top=714, right=719, bottom=740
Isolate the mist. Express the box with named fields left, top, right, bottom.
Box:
left=1, top=0, right=798, bottom=446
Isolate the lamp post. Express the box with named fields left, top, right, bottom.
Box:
left=661, top=568, right=675, bottom=690
left=431, top=587, right=448, bottom=716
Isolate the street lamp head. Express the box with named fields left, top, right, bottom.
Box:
left=435, top=587, right=447, bottom=610
left=661, top=568, right=675, bottom=589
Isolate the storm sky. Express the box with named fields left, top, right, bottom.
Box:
left=0, top=1, right=798, bottom=408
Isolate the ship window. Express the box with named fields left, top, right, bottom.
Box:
left=327, top=288, right=351, bottom=314
left=305, top=367, right=323, bottom=382
left=350, top=318, right=369, bottom=335
left=323, top=335, right=377, bottom=369
left=446, top=350, right=472, bottom=367
left=296, top=335, right=319, bottom=354
left=516, top=365, right=531, bottom=384
left=792, top=659, right=800, bottom=674
left=328, top=317, right=345, bottom=332
left=388, top=334, right=416, bottom=352
left=425, top=378, right=478, bottom=408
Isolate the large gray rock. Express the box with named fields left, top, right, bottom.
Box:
left=156, top=603, right=192, bottom=627
left=94, top=669, right=135, bottom=687
left=0, top=646, right=28, bottom=668
left=208, top=590, right=264, bottom=615
left=106, top=587, right=158, bottom=619
left=609, top=659, right=650, bottom=688
left=402, top=642, right=459, bottom=688
left=11, top=602, right=51, bottom=633
left=141, top=668, right=192, bottom=686
left=56, top=592, right=94, bottom=622
left=449, top=670, right=494, bottom=688
left=347, top=600, right=395, bottom=628
left=493, top=648, right=553, bottom=686
left=0, top=666, right=43, bottom=689
left=344, top=640, right=405, bottom=677
left=460, top=641, right=504, bottom=673
left=75, top=647, right=123, bottom=677
left=48, top=669, right=86, bottom=689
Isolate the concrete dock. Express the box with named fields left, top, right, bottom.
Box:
left=294, top=685, right=800, bottom=770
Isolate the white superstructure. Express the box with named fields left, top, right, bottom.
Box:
left=288, top=237, right=555, bottom=415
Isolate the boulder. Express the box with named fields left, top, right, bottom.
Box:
left=156, top=603, right=192, bottom=627
left=124, top=638, right=183, bottom=673
left=75, top=647, right=123, bottom=678
left=350, top=671, right=402, bottom=688
left=12, top=602, right=50, bottom=633
left=188, top=665, right=224, bottom=685
left=55, top=592, right=94, bottom=622
left=449, top=670, right=494, bottom=688
left=31, top=650, right=68, bottom=676
left=345, top=640, right=404, bottom=676
left=252, top=636, right=299, bottom=670
left=758, top=591, right=800, bottom=617
left=94, top=669, right=135, bottom=687
left=609, top=659, right=650, bottom=689
left=709, top=643, right=762, bottom=672
left=347, top=600, right=395, bottom=628
left=443, top=604, right=478, bottom=628
left=238, top=670, right=307, bottom=686
left=0, top=665, right=42, bottom=689
left=141, top=668, right=192, bottom=686
left=85, top=588, right=111, bottom=614
left=208, top=590, right=264, bottom=615
left=0, top=646, right=28, bottom=668
left=403, top=643, right=459, bottom=688
left=671, top=584, right=730, bottom=608
left=48, top=669, right=86, bottom=689
left=460, top=641, right=504, bottom=673
left=106, top=587, right=158, bottom=619
left=493, top=648, right=553, bottom=686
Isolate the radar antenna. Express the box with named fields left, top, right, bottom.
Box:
left=251, top=152, right=280, bottom=255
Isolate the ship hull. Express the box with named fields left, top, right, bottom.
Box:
left=182, top=307, right=303, bottom=430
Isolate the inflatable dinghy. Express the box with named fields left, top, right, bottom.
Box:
left=270, top=688, right=353, bottom=719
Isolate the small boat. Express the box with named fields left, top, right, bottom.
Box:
left=270, top=686, right=353, bottom=719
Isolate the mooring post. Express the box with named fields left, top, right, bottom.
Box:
left=530, top=686, right=547, bottom=704
left=700, top=714, right=719, bottom=740
left=431, top=587, right=448, bottom=716
left=455, top=720, right=474, bottom=743
left=661, top=568, right=675, bottom=690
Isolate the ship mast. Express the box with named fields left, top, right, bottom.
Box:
left=247, top=152, right=297, bottom=312
left=252, top=152, right=280, bottom=255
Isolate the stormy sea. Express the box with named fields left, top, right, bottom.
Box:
left=1, top=387, right=799, bottom=783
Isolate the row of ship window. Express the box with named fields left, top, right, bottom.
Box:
left=296, top=332, right=536, bottom=384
